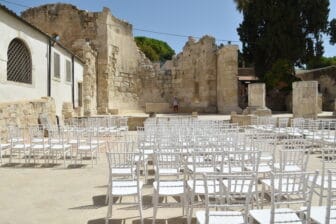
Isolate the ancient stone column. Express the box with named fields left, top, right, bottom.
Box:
left=243, top=83, right=271, bottom=116
left=292, top=81, right=318, bottom=118
left=217, top=45, right=242, bottom=114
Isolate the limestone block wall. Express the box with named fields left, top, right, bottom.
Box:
left=163, top=36, right=218, bottom=113
left=217, top=45, right=241, bottom=113
left=296, top=66, right=336, bottom=111
left=0, top=97, right=56, bottom=140
left=292, top=81, right=318, bottom=118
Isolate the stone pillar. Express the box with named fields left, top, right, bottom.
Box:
left=217, top=45, right=242, bottom=114
left=243, top=83, right=271, bottom=116
left=62, top=102, right=74, bottom=122
left=292, top=81, right=318, bottom=118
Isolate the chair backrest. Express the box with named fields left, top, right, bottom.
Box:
left=106, top=151, right=138, bottom=175
left=326, top=170, right=336, bottom=224
left=202, top=173, right=256, bottom=224
left=270, top=171, right=318, bottom=223
left=153, top=151, right=182, bottom=176
left=220, top=150, right=260, bottom=174
left=107, top=141, right=136, bottom=153
left=279, top=148, right=308, bottom=172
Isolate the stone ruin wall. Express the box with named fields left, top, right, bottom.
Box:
left=296, top=66, right=336, bottom=111
left=22, top=4, right=168, bottom=114
left=22, top=4, right=240, bottom=115
left=161, top=36, right=218, bottom=113
left=0, top=97, right=56, bottom=140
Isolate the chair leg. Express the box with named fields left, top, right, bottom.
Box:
left=138, top=192, right=144, bottom=224
left=152, top=191, right=158, bottom=224
left=106, top=194, right=112, bottom=224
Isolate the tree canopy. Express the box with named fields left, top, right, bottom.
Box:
left=235, top=0, right=330, bottom=89
left=134, top=36, right=175, bottom=62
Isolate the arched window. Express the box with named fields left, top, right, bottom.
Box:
left=7, top=38, right=32, bottom=84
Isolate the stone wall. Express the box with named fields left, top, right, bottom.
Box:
left=22, top=4, right=240, bottom=115
left=0, top=97, right=56, bottom=140
left=217, top=45, right=241, bottom=114
left=296, top=66, right=336, bottom=111
left=22, top=4, right=165, bottom=113
left=292, top=81, right=318, bottom=118
left=162, top=36, right=219, bottom=113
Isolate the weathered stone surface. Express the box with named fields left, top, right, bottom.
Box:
left=0, top=97, right=56, bottom=140
left=145, top=103, right=171, bottom=113
left=292, top=81, right=318, bottom=118
left=127, top=116, right=148, bottom=131
left=243, top=83, right=271, bottom=116
left=22, top=4, right=242, bottom=115
left=217, top=45, right=242, bottom=114
left=230, top=114, right=256, bottom=126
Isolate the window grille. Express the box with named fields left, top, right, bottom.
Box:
left=65, top=60, right=72, bottom=82
left=7, top=38, right=32, bottom=84
left=53, top=52, right=60, bottom=79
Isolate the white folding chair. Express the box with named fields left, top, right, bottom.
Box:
left=105, top=151, right=143, bottom=224
left=75, top=128, right=98, bottom=167
left=48, top=127, right=71, bottom=167
left=152, top=151, right=186, bottom=224
left=8, top=125, right=30, bottom=163
left=249, top=171, right=318, bottom=224
left=308, top=169, right=336, bottom=224
left=29, top=125, right=50, bottom=164
left=196, top=173, right=256, bottom=224
left=313, top=147, right=336, bottom=205
left=185, top=151, right=220, bottom=224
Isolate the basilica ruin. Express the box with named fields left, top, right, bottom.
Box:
left=21, top=4, right=241, bottom=116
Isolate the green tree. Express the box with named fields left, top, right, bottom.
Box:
left=306, top=56, right=336, bottom=69
left=330, top=18, right=336, bottom=44
left=236, top=0, right=330, bottom=87
left=134, top=36, right=175, bottom=62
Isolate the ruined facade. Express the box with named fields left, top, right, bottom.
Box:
left=22, top=4, right=241, bottom=114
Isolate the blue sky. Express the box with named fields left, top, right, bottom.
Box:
left=1, top=0, right=336, bottom=57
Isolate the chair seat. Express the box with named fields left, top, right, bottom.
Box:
left=274, top=163, right=302, bottom=172
left=219, top=166, right=243, bottom=173
left=91, top=140, right=105, bottom=145
left=50, top=144, right=71, bottom=150
left=156, top=168, right=180, bottom=175
left=304, top=206, right=336, bottom=224
left=111, top=167, right=136, bottom=175
left=111, top=180, right=143, bottom=195
left=249, top=208, right=302, bottom=224
left=68, top=139, right=86, bottom=144
left=1, top=143, right=10, bottom=149
left=196, top=210, right=244, bottom=224
left=31, top=138, right=48, bottom=143
left=187, top=180, right=220, bottom=194
left=153, top=180, right=184, bottom=195
left=77, top=145, right=98, bottom=151
left=12, top=144, right=30, bottom=149
left=31, top=144, right=50, bottom=150
left=187, top=165, right=216, bottom=173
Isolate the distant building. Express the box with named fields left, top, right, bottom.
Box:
left=0, top=4, right=84, bottom=118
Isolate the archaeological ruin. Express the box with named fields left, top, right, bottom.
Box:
left=21, top=4, right=242, bottom=115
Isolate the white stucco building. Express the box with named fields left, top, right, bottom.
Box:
left=0, top=5, right=84, bottom=119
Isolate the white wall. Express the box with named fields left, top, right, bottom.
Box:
left=51, top=46, right=84, bottom=117
left=0, top=9, right=84, bottom=119
left=0, top=9, right=48, bottom=101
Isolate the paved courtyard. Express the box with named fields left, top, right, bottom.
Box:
left=0, top=142, right=323, bottom=224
